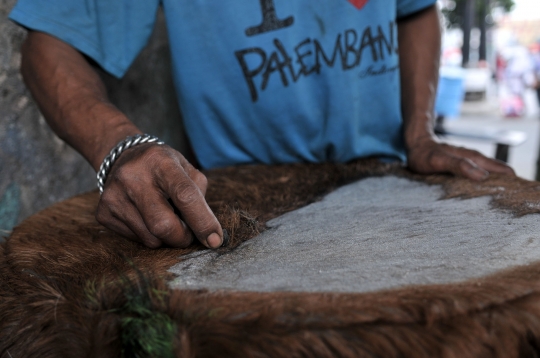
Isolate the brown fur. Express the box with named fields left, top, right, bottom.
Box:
left=2, top=159, right=540, bottom=357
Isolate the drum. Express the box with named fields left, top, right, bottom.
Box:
left=2, top=159, right=540, bottom=357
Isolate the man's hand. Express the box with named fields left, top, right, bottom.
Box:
left=21, top=31, right=224, bottom=249
left=96, top=144, right=223, bottom=249
left=407, top=137, right=515, bottom=181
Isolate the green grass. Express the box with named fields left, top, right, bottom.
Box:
left=85, top=268, right=177, bottom=358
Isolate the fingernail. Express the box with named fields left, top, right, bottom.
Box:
left=469, top=167, right=489, bottom=181
left=222, top=229, right=230, bottom=247
left=478, top=169, right=489, bottom=180
left=207, top=233, right=222, bottom=248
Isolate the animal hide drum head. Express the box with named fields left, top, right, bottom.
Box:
left=169, top=176, right=540, bottom=293
left=4, top=160, right=540, bottom=357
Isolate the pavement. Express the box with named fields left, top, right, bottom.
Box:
left=441, top=85, right=540, bottom=181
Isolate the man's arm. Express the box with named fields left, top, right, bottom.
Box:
left=398, top=5, right=514, bottom=179
left=20, top=31, right=224, bottom=249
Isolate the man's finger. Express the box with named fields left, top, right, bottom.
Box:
left=101, top=217, right=139, bottom=241
left=98, top=206, right=163, bottom=248
left=156, top=163, right=223, bottom=249
left=433, top=151, right=489, bottom=181
left=97, top=195, right=143, bottom=242
left=134, top=191, right=194, bottom=248
left=112, top=205, right=163, bottom=249
left=452, top=148, right=516, bottom=176
left=182, top=162, right=208, bottom=196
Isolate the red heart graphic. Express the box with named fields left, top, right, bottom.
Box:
left=348, top=0, right=368, bottom=10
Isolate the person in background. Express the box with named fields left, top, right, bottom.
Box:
left=502, top=46, right=536, bottom=118
left=530, top=42, right=540, bottom=115
left=496, top=52, right=507, bottom=83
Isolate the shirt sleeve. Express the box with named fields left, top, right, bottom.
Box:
left=9, top=0, right=160, bottom=78
left=396, top=0, right=437, bottom=19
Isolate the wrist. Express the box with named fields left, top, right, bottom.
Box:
left=89, top=121, right=143, bottom=172
left=96, top=134, right=165, bottom=193
left=56, top=99, right=143, bottom=172
left=403, top=113, right=437, bottom=151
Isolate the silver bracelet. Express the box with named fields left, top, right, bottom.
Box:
left=97, top=134, right=164, bottom=194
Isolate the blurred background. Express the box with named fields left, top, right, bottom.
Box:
left=1, top=0, right=539, bottom=238
left=435, top=0, right=540, bottom=180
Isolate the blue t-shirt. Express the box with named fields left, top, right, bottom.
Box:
left=10, top=0, right=435, bottom=169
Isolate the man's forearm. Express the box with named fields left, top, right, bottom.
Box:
left=397, top=6, right=514, bottom=179
left=397, top=4, right=441, bottom=149
left=21, top=31, right=142, bottom=171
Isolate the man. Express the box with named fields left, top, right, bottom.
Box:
left=9, top=0, right=513, bottom=250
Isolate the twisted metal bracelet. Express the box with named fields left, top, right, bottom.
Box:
left=97, top=134, right=164, bottom=194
